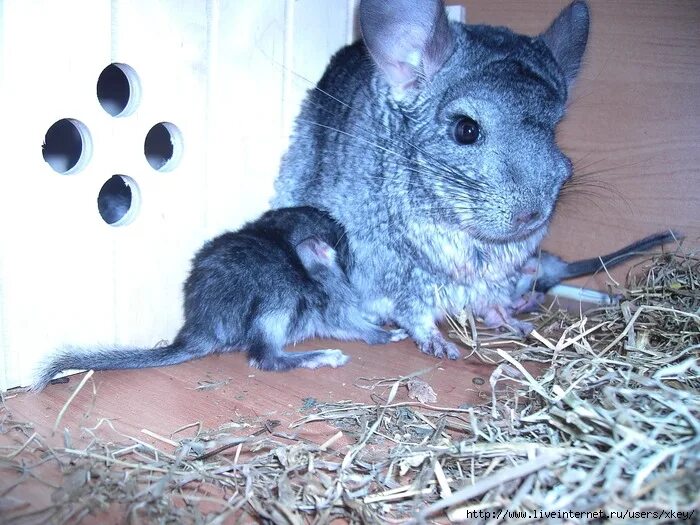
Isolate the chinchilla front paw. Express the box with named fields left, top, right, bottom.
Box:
left=418, top=332, right=461, bottom=360
left=360, top=327, right=408, bottom=344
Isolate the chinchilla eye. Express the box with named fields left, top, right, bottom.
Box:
left=453, top=116, right=480, bottom=145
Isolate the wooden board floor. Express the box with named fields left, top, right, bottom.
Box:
left=1, top=332, right=533, bottom=523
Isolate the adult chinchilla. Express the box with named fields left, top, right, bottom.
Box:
left=273, top=0, right=590, bottom=358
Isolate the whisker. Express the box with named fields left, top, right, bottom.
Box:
left=284, top=66, right=480, bottom=184
left=572, top=156, right=610, bottom=174
left=563, top=176, right=627, bottom=204
left=301, top=95, right=470, bottom=182
left=296, top=118, right=486, bottom=194
left=275, top=54, right=492, bottom=199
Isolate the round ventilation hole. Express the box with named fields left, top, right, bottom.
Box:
left=97, top=63, right=141, bottom=117
left=144, top=122, right=183, bottom=172
left=42, top=118, right=93, bottom=174
left=97, top=175, right=141, bottom=226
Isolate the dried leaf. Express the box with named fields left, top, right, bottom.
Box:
left=407, top=378, right=437, bottom=404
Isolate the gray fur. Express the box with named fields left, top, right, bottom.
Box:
left=273, top=1, right=590, bottom=354
left=32, top=207, right=406, bottom=390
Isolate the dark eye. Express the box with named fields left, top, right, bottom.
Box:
left=453, top=116, right=480, bottom=145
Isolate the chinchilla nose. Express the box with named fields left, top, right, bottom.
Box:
left=513, top=210, right=541, bottom=228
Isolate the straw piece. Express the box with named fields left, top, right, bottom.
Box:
left=412, top=452, right=561, bottom=522
left=52, top=370, right=94, bottom=433
left=141, top=428, right=179, bottom=448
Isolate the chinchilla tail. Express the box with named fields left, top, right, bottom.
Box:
left=31, top=333, right=215, bottom=391
left=562, top=230, right=682, bottom=280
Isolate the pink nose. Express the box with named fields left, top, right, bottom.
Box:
left=514, top=210, right=541, bottom=227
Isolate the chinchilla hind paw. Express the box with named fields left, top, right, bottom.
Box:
left=418, top=333, right=461, bottom=360
left=299, top=349, right=351, bottom=369
left=511, top=292, right=547, bottom=314
left=250, top=348, right=350, bottom=371
left=482, top=306, right=534, bottom=336
left=389, top=328, right=409, bottom=342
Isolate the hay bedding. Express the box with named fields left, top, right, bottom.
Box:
left=1, top=251, right=698, bottom=524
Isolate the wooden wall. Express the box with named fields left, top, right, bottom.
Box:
left=452, top=0, right=700, bottom=289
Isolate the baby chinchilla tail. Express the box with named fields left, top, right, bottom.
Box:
left=31, top=333, right=213, bottom=391
left=561, top=230, right=682, bottom=282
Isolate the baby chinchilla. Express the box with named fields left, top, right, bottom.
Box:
left=504, top=231, right=681, bottom=316
left=273, top=0, right=590, bottom=357
left=32, top=207, right=406, bottom=390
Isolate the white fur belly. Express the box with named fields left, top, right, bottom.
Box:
left=366, top=296, right=395, bottom=322
left=432, top=279, right=511, bottom=321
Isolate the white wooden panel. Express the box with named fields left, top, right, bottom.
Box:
left=0, top=0, right=114, bottom=389
left=203, top=0, right=288, bottom=235
left=0, top=0, right=6, bottom=387
left=0, top=0, right=352, bottom=390
left=282, top=0, right=356, bottom=143
left=446, top=5, right=467, bottom=22
left=205, top=0, right=352, bottom=236
left=108, top=0, right=209, bottom=345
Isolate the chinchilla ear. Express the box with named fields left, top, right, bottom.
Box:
left=359, top=0, right=453, bottom=92
left=540, top=0, right=590, bottom=87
